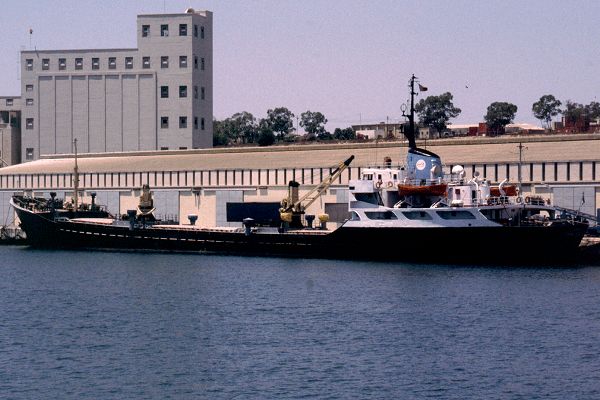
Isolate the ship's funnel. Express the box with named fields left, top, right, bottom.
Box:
left=407, top=147, right=442, bottom=183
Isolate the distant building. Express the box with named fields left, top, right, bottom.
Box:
left=504, top=123, right=545, bottom=135
left=352, top=122, right=404, bottom=140
left=19, top=8, right=213, bottom=162
left=447, top=124, right=478, bottom=136
left=417, top=122, right=544, bottom=138
left=556, top=115, right=590, bottom=134
left=590, top=117, right=600, bottom=133
left=551, top=121, right=564, bottom=131
left=0, top=97, right=22, bottom=166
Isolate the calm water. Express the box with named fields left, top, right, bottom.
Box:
left=1, top=246, right=600, bottom=399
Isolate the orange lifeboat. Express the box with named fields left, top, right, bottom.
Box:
left=397, top=183, right=448, bottom=196
left=490, top=185, right=518, bottom=197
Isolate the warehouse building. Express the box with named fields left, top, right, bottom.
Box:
left=18, top=8, right=213, bottom=163
left=0, top=136, right=598, bottom=230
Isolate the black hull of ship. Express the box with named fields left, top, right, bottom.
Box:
left=14, top=205, right=588, bottom=265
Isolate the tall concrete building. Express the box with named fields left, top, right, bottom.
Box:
left=0, top=96, right=22, bottom=166
left=19, top=8, right=212, bottom=162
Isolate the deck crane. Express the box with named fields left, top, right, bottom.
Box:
left=279, top=155, right=354, bottom=228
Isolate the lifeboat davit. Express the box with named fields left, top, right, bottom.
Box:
left=397, top=183, right=448, bottom=196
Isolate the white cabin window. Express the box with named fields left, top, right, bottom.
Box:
left=365, top=211, right=397, bottom=220
left=437, top=210, right=476, bottom=220
left=403, top=211, right=433, bottom=220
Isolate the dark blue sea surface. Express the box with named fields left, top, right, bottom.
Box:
left=1, top=246, right=600, bottom=399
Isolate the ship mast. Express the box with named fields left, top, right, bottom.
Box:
left=73, top=138, right=79, bottom=210
left=408, top=75, right=417, bottom=150
left=402, top=75, right=418, bottom=150
left=517, top=142, right=526, bottom=196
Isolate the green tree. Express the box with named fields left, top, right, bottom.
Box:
left=484, top=102, right=518, bottom=135
left=300, top=110, right=328, bottom=140
left=266, top=107, right=295, bottom=140
left=563, top=101, right=585, bottom=125
left=213, top=118, right=230, bottom=146
left=414, top=92, right=461, bottom=134
left=333, top=127, right=356, bottom=140
left=257, top=119, right=275, bottom=146
left=532, top=95, right=562, bottom=129
left=586, top=101, right=600, bottom=120
left=230, top=111, right=258, bottom=144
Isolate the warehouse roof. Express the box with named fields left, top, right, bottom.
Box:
left=1, top=135, right=599, bottom=176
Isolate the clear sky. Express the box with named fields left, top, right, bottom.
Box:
left=1, top=0, right=599, bottom=130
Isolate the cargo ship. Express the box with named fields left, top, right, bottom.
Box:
left=10, top=76, right=590, bottom=264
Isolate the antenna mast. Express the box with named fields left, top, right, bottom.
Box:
left=517, top=142, right=526, bottom=196
left=73, top=138, right=79, bottom=210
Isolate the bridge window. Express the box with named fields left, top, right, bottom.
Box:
left=403, top=211, right=432, bottom=220
left=436, top=210, right=476, bottom=220
left=365, top=211, right=397, bottom=220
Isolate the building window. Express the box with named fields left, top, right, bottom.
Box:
left=108, top=57, right=116, bottom=69
left=201, top=26, right=205, bottom=39
left=194, top=55, right=198, bottom=69
left=42, top=58, right=49, bottom=70
left=194, top=24, right=198, bottom=37
left=75, top=58, right=83, bottom=70
left=6, top=98, right=13, bottom=106
left=201, top=57, right=205, bottom=70
left=58, top=58, right=66, bottom=70
left=179, top=116, right=187, bottom=128
left=194, top=116, right=198, bottom=129
left=161, top=147, right=168, bottom=150
left=179, top=24, right=187, bottom=36
left=26, top=148, right=34, bottom=161
left=179, top=85, right=187, bottom=98
left=92, top=58, right=100, bottom=70
left=161, top=24, right=169, bottom=37
left=201, top=117, right=205, bottom=130
left=179, top=56, right=187, bottom=68
left=201, top=86, right=205, bottom=100
left=161, top=117, right=169, bottom=128
left=26, top=98, right=33, bottom=106
left=161, top=86, right=169, bottom=98
left=142, top=56, right=150, bottom=69
left=142, top=24, right=150, bottom=37
left=161, top=56, right=168, bottom=68
left=194, top=86, right=198, bottom=99
left=26, top=84, right=33, bottom=92
left=125, top=57, right=133, bottom=69
left=26, top=59, right=33, bottom=71
left=26, top=118, right=34, bottom=129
